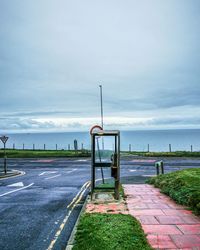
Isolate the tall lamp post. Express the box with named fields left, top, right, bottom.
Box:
left=99, top=85, right=104, bottom=150
left=99, top=85, right=104, bottom=129
left=0, top=135, right=9, bottom=174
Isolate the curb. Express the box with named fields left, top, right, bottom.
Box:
left=65, top=195, right=89, bottom=250
left=0, top=170, right=25, bottom=179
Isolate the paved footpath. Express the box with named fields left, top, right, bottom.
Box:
left=124, top=184, right=200, bottom=249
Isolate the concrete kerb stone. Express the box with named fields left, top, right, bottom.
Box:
left=65, top=195, right=90, bottom=250
left=0, top=169, right=25, bottom=179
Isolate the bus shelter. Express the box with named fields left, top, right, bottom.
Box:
left=90, top=129, right=120, bottom=199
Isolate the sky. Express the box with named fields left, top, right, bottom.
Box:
left=0, top=0, right=200, bottom=133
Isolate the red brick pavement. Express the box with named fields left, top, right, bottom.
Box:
left=124, top=184, right=200, bottom=249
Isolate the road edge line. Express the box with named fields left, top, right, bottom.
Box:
left=47, top=181, right=90, bottom=250
left=65, top=194, right=89, bottom=250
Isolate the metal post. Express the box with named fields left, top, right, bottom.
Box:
left=4, top=142, right=7, bottom=174
left=191, top=145, right=193, bottom=152
left=115, top=133, right=120, bottom=200
left=155, top=161, right=164, bottom=175
left=74, top=139, right=78, bottom=151
left=33, top=144, right=35, bottom=150
left=156, top=162, right=159, bottom=175
left=161, top=161, right=164, bottom=174
left=23, top=143, right=25, bottom=150
left=13, top=143, right=15, bottom=150
left=96, top=137, right=104, bottom=184
left=129, top=144, right=131, bottom=152
left=91, top=134, right=96, bottom=200
left=99, top=85, right=104, bottom=129
left=68, top=144, right=70, bottom=151
left=169, top=144, right=171, bottom=152
left=148, top=144, right=150, bottom=152
left=99, top=85, right=104, bottom=150
left=44, top=144, right=46, bottom=150
left=0, top=136, right=9, bottom=174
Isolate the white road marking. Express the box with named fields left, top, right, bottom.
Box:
left=45, top=174, right=61, bottom=180
left=39, top=171, right=57, bottom=176
left=129, top=170, right=136, bottom=172
left=39, top=172, right=46, bottom=176
left=66, top=169, right=77, bottom=174
left=75, top=159, right=88, bottom=162
left=8, top=182, right=24, bottom=187
left=0, top=183, right=34, bottom=197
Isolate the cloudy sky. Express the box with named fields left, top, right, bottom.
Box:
left=0, top=0, right=200, bottom=133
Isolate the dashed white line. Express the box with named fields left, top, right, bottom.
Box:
left=39, top=172, right=46, bottom=176
left=39, top=171, right=57, bottom=176
left=0, top=183, right=34, bottom=197
left=75, top=159, right=88, bottom=162
left=66, top=169, right=77, bottom=174
left=45, top=174, right=61, bottom=180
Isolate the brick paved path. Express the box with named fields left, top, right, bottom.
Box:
left=124, top=184, right=200, bottom=249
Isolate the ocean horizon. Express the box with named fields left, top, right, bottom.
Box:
left=1, top=128, right=200, bottom=152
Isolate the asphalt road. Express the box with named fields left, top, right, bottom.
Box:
left=0, top=157, right=200, bottom=250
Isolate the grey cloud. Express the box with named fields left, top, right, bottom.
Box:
left=1, top=115, right=200, bottom=133
left=2, top=111, right=80, bottom=118
left=0, top=118, right=55, bottom=131
left=149, top=117, right=200, bottom=126
left=0, top=0, right=200, bottom=131
left=105, top=84, right=200, bottom=112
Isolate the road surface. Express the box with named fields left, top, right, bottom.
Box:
left=0, top=157, right=199, bottom=250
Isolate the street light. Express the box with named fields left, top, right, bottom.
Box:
left=0, top=135, right=9, bottom=174
left=99, top=85, right=104, bottom=150
left=99, top=85, right=104, bottom=129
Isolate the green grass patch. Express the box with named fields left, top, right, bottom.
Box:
left=0, top=149, right=90, bottom=158
left=95, top=182, right=115, bottom=189
left=95, top=182, right=125, bottom=198
left=147, top=168, right=200, bottom=215
left=73, top=213, right=152, bottom=250
left=1, top=149, right=200, bottom=158
left=122, top=151, right=200, bottom=157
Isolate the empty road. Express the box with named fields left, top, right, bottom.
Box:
left=0, top=157, right=199, bottom=250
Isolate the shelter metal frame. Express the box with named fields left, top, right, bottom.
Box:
left=91, top=130, right=120, bottom=199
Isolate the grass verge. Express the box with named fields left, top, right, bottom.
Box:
left=122, top=151, right=200, bottom=157
left=1, top=149, right=200, bottom=158
left=72, top=213, right=152, bottom=250
left=0, top=149, right=90, bottom=158
left=147, top=168, right=200, bottom=215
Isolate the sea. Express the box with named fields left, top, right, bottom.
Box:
left=2, top=129, right=200, bottom=152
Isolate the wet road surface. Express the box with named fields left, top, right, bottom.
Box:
left=0, top=157, right=199, bottom=250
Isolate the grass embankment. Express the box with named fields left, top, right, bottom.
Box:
left=0, top=149, right=90, bottom=158
left=147, top=168, right=200, bottom=215
left=1, top=149, right=200, bottom=158
left=122, top=151, right=200, bottom=157
left=73, top=213, right=152, bottom=250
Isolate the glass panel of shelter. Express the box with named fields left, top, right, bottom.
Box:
left=91, top=130, right=120, bottom=199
